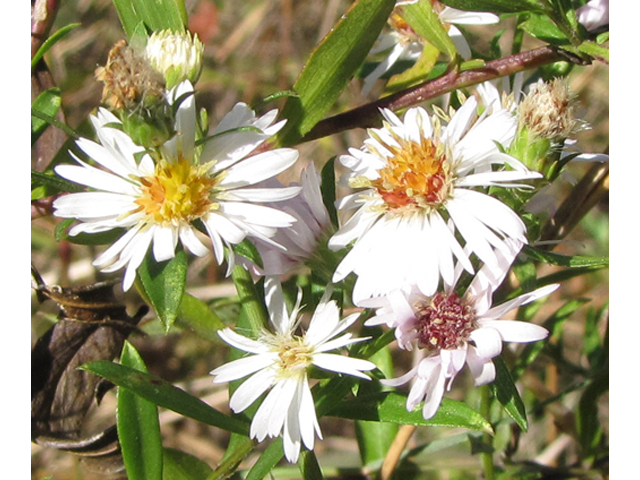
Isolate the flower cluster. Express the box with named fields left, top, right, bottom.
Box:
left=51, top=15, right=584, bottom=464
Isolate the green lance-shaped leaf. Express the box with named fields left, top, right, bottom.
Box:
left=273, top=0, right=397, bottom=146
left=522, top=245, right=609, bottom=269
left=31, top=23, right=80, bottom=71
left=162, top=448, right=213, bottom=480
left=80, top=361, right=250, bottom=435
left=245, top=439, right=285, bottom=480
left=175, top=293, right=226, bottom=341
left=113, top=0, right=186, bottom=39
left=401, top=0, right=458, bottom=60
left=31, top=170, right=82, bottom=201
left=230, top=262, right=269, bottom=337
left=31, top=88, right=62, bottom=146
left=327, top=391, right=493, bottom=433
left=490, top=356, right=528, bottom=431
left=117, top=342, right=163, bottom=480
left=439, top=0, right=548, bottom=14
left=355, top=345, right=399, bottom=466
left=136, top=247, right=188, bottom=331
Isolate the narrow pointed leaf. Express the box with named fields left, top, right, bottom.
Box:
left=439, top=0, right=547, bottom=14
left=522, top=245, right=609, bottom=269
left=355, top=345, right=398, bottom=466
left=113, top=0, right=186, bottom=39
left=117, top=342, right=163, bottom=480
left=81, top=361, right=250, bottom=436
left=31, top=24, right=80, bottom=71
left=31, top=88, right=62, bottom=145
left=490, top=356, right=528, bottom=431
left=273, top=0, right=397, bottom=146
left=327, top=392, right=493, bottom=433
left=401, top=0, right=458, bottom=59
left=163, top=448, right=213, bottom=480
left=176, top=293, right=226, bottom=341
left=137, top=247, right=187, bottom=331
left=245, top=439, right=284, bottom=480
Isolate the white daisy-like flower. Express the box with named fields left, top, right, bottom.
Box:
left=362, top=4, right=499, bottom=95
left=362, top=248, right=557, bottom=420
left=210, top=276, right=376, bottom=463
left=53, top=81, right=301, bottom=291
left=244, top=163, right=335, bottom=277
left=328, top=96, right=541, bottom=304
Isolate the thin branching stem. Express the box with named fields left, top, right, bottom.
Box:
left=301, top=46, right=572, bottom=143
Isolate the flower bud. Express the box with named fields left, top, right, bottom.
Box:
left=145, top=30, right=204, bottom=89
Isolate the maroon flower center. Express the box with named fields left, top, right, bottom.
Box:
left=415, top=292, right=476, bottom=351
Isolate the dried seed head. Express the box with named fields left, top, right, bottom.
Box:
left=95, top=40, right=166, bottom=112
left=518, top=78, right=579, bottom=141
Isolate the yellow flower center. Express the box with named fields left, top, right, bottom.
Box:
left=371, top=136, right=453, bottom=211
left=135, top=157, right=217, bottom=226
left=273, top=336, right=313, bottom=377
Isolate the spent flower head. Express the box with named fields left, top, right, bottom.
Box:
left=210, top=277, right=376, bottom=463
left=329, top=95, right=541, bottom=304
left=54, top=81, right=301, bottom=291
left=95, top=39, right=173, bottom=146
left=363, top=245, right=556, bottom=419
left=518, top=78, right=581, bottom=142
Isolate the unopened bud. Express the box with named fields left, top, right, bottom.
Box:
left=145, top=30, right=204, bottom=89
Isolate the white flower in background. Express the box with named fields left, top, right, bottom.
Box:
left=245, top=163, right=334, bottom=277
left=362, top=249, right=556, bottom=420
left=577, top=0, right=609, bottom=32
left=210, top=277, right=376, bottom=463
left=145, top=29, right=205, bottom=89
left=328, top=96, right=541, bottom=304
left=362, top=3, right=499, bottom=95
left=54, top=81, right=300, bottom=291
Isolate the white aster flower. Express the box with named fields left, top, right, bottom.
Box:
left=362, top=3, right=499, bottom=95
left=244, top=163, right=335, bottom=277
left=210, top=277, right=376, bottom=463
left=54, top=81, right=300, bottom=291
left=362, top=254, right=557, bottom=420
left=328, top=97, right=541, bottom=304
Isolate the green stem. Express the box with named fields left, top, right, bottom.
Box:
left=298, top=449, right=324, bottom=480
left=205, top=437, right=255, bottom=480
left=480, top=386, right=495, bottom=480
